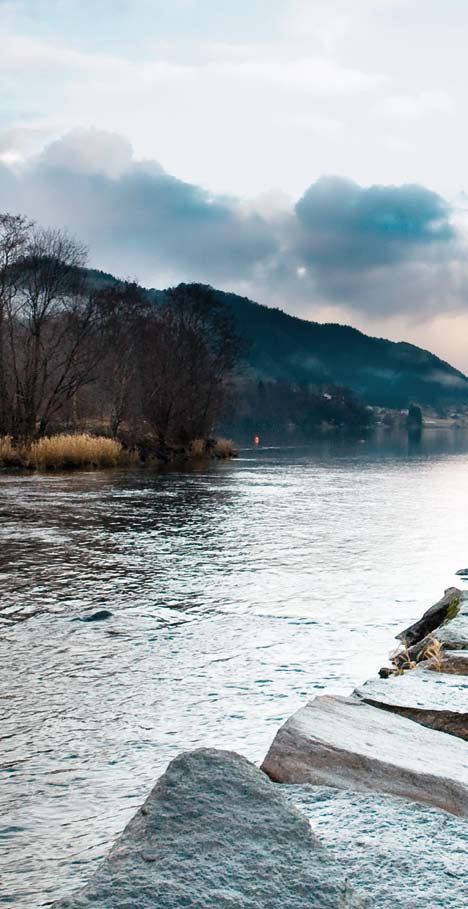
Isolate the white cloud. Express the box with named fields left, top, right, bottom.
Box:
left=212, top=55, right=385, bottom=95
left=38, top=128, right=138, bottom=179
left=382, top=90, right=456, bottom=120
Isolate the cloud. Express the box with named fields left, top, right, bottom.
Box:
left=295, top=175, right=453, bottom=268
left=1, top=128, right=467, bottom=327
left=40, top=128, right=137, bottom=179
left=0, top=130, right=277, bottom=284
left=381, top=90, right=456, bottom=120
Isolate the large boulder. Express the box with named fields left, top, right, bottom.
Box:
left=354, top=670, right=468, bottom=740
left=54, top=748, right=364, bottom=908
left=261, top=695, right=468, bottom=816
left=283, top=786, right=468, bottom=909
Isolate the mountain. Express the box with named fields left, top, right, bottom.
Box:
left=88, top=271, right=468, bottom=409
left=214, top=289, right=468, bottom=409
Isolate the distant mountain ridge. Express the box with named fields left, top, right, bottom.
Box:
left=87, top=269, right=468, bottom=408
left=209, top=288, right=468, bottom=408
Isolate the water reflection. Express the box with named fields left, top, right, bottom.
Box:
left=2, top=429, right=468, bottom=906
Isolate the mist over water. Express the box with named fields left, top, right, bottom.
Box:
left=2, top=431, right=468, bottom=906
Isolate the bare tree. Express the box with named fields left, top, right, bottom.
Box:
left=0, top=214, right=33, bottom=434
left=95, top=282, right=149, bottom=437
left=0, top=217, right=240, bottom=448
left=139, top=284, right=239, bottom=444
left=3, top=226, right=100, bottom=438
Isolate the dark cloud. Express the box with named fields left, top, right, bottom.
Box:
left=0, top=129, right=466, bottom=320
left=273, top=175, right=465, bottom=318
left=0, top=129, right=277, bottom=284
left=295, top=175, right=453, bottom=268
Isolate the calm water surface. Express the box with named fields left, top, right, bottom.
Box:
left=2, top=431, right=468, bottom=906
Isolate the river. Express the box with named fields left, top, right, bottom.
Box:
left=2, top=430, right=468, bottom=906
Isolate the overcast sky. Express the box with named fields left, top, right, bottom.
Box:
left=3, top=0, right=468, bottom=369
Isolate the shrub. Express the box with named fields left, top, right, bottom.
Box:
left=0, top=436, right=18, bottom=466
left=27, top=433, right=124, bottom=470
left=190, top=438, right=206, bottom=458
left=213, top=437, right=238, bottom=459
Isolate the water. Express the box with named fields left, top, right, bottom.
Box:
left=2, top=430, right=468, bottom=906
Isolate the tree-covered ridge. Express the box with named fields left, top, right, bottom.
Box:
left=199, top=287, right=468, bottom=409
left=90, top=269, right=468, bottom=412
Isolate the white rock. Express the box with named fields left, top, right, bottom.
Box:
left=261, top=695, right=468, bottom=816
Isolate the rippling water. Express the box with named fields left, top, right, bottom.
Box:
left=2, top=431, right=468, bottom=906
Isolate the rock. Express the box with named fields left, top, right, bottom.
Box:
left=261, top=695, right=468, bottom=817
left=396, top=587, right=462, bottom=647
left=395, top=616, right=468, bottom=668
left=420, top=650, right=468, bottom=674
left=53, top=748, right=364, bottom=908
left=378, top=666, right=396, bottom=678
left=435, top=614, right=468, bottom=650
left=393, top=592, right=468, bottom=668
left=282, top=785, right=468, bottom=909
left=77, top=609, right=113, bottom=622
left=354, top=670, right=468, bottom=740
left=455, top=568, right=468, bottom=576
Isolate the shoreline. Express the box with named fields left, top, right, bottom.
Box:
left=0, top=432, right=239, bottom=473
left=52, top=585, right=468, bottom=907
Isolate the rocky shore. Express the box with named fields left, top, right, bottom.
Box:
left=54, top=587, right=468, bottom=908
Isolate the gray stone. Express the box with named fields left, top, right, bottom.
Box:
left=53, top=748, right=364, bottom=908
left=354, top=670, right=468, bottom=740
left=436, top=614, right=468, bottom=649
left=283, top=785, right=468, bottom=909
left=261, top=695, right=468, bottom=816
left=77, top=609, right=113, bottom=622
left=396, top=587, right=462, bottom=647
left=393, top=594, right=468, bottom=668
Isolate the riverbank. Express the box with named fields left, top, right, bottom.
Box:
left=0, top=432, right=238, bottom=471
left=53, top=586, right=468, bottom=907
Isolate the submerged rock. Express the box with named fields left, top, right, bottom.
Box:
left=261, top=695, right=468, bottom=817
left=354, top=670, right=468, bottom=740
left=53, top=748, right=364, bottom=908
left=283, top=785, right=468, bottom=909
left=77, top=609, right=113, bottom=622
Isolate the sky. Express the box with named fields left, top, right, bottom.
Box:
left=3, top=0, right=468, bottom=369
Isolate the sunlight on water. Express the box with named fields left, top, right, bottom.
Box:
left=2, top=431, right=468, bottom=905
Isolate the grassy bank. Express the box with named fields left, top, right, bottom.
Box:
left=0, top=433, right=238, bottom=471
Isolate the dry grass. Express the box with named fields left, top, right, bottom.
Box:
left=0, top=435, right=17, bottom=465
left=423, top=636, right=443, bottom=671
left=190, top=438, right=206, bottom=458
left=1, top=431, right=238, bottom=470
left=391, top=639, right=417, bottom=674
left=27, top=433, right=124, bottom=470
left=213, top=437, right=238, bottom=459
left=391, top=633, right=445, bottom=674
left=189, top=437, right=238, bottom=459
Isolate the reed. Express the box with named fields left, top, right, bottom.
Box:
left=0, top=436, right=17, bottom=465
left=27, top=433, right=123, bottom=470
left=190, top=438, right=206, bottom=458
left=213, top=437, right=238, bottom=459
